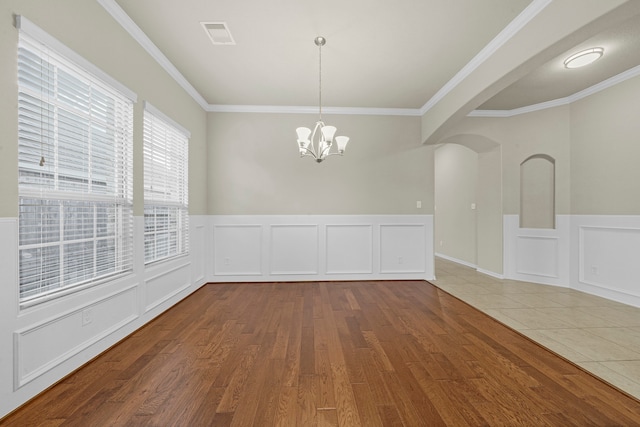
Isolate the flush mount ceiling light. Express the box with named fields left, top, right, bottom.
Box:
left=296, top=36, right=349, bottom=163
left=563, top=47, right=604, bottom=69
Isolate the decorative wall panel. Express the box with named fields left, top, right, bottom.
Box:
left=209, top=215, right=434, bottom=282
left=213, top=225, right=262, bottom=276
left=15, top=286, right=138, bottom=388
left=144, top=262, right=191, bottom=312
left=516, top=236, right=558, bottom=278
left=380, top=224, right=427, bottom=273
left=579, top=225, right=640, bottom=297
left=270, top=225, right=319, bottom=275
left=326, top=224, right=373, bottom=274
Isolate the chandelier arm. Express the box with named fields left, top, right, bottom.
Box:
left=305, top=146, right=318, bottom=158
left=303, top=139, right=318, bottom=158
left=307, top=120, right=322, bottom=158
left=322, top=151, right=344, bottom=158
left=300, top=151, right=316, bottom=159
left=319, top=142, right=332, bottom=159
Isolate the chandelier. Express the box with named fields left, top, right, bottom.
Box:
left=296, top=36, right=349, bottom=163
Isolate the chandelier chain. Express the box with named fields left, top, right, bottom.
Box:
left=318, top=39, right=322, bottom=120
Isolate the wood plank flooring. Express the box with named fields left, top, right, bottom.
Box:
left=3, top=280, right=640, bottom=426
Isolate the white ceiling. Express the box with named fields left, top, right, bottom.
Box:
left=111, top=0, right=640, bottom=113
left=479, top=12, right=640, bottom=111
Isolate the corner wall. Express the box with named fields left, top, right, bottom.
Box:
left=434, top=144, right=478, bottom=267
left=437, top=74, right=640, bottom=308
left=568, top=73, right=640, bottom=306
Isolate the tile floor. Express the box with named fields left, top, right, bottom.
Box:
left=432, top=257, right=640, bottom=400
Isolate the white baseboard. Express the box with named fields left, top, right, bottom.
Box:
left=435, top=253, right=476, bottom=269
left=476, top=268, right=504, bottom=280
left=435, top=253, right=504, bottom=279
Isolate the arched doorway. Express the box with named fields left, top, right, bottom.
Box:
left=434, top=134, right=503, bottom=276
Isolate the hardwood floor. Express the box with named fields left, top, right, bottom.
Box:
left=3, top=280, right=640, bottom=426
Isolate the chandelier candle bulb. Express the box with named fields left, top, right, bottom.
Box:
left=295, top=36, right=349, bottom=163
left=335, top=136, right=349, bottom=154
left=321, top=126, right=336, bottom=142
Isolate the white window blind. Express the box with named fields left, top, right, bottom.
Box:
left=17, top=30, right=134, bottom=305
left=143, top=104, right=189, bottom=263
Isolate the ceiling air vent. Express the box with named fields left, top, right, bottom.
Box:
left=201, top=22, right=236, bottom=45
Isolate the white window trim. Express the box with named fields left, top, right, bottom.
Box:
left=15, top=15, right=137, bottom=103
left=16, top=17, right=135, bottom=307
left=144, top=101, right=191, bottom=138
left=143, top=103, right=189, bottom=265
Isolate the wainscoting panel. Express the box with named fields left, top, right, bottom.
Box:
left=270, top=225, right=319, bottom=275
left=144, top=261, right=192, bottom=313
left=209, top=215, right=434, bottom=282
left=326, top=224, right=373, bottom=274
left=503, top=215, right=570, bottom=287
left=213, top=225, right=262, bottom=276
left=1, top=215, right=214, bottom=418
left=192, top=222, right=206, bottom=284
left=572, top=216, right=640, bottom=306
left=380, top=224, right=427, bottom=274
left=503, top=215, right=640, bottom=307
left=516, top=236, right=558, bottom=278
left=14, top=285, right=138, bottom=389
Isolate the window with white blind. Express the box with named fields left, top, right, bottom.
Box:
left=17, top=18, right=135, bottom=306
left=143, top=103, right=189, bottom=264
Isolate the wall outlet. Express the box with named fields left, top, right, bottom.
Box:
left=224, top=257, right=231, bottom=266
left=416, top=200, right=422, bottom=209
left=398, top=256, right=403, bottom=264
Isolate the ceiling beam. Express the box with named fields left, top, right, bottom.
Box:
left=421, top=0, right=638, bottom=145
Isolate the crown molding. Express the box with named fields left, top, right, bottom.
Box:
left=419, top=0, right=553, bottom=115
left=469, top=99, right=569, bottom=117
left=97, top=0, right=209, bottom=110
left=206, top=104, right=422, bottom=116
left=568, top=63, right=640, bottom=102
left=98, top=0, right=422, bottom=116
left=100, top=0, right=637, bottom=120
left=470, top=63, right=640, bottom=118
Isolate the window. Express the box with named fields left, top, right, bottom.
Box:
left=17, top=20, right=135, bottom=305
left=143, top=103, right=189, bottom=263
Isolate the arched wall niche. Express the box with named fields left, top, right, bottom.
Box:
left=520, top=154, right=555, bottom=229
